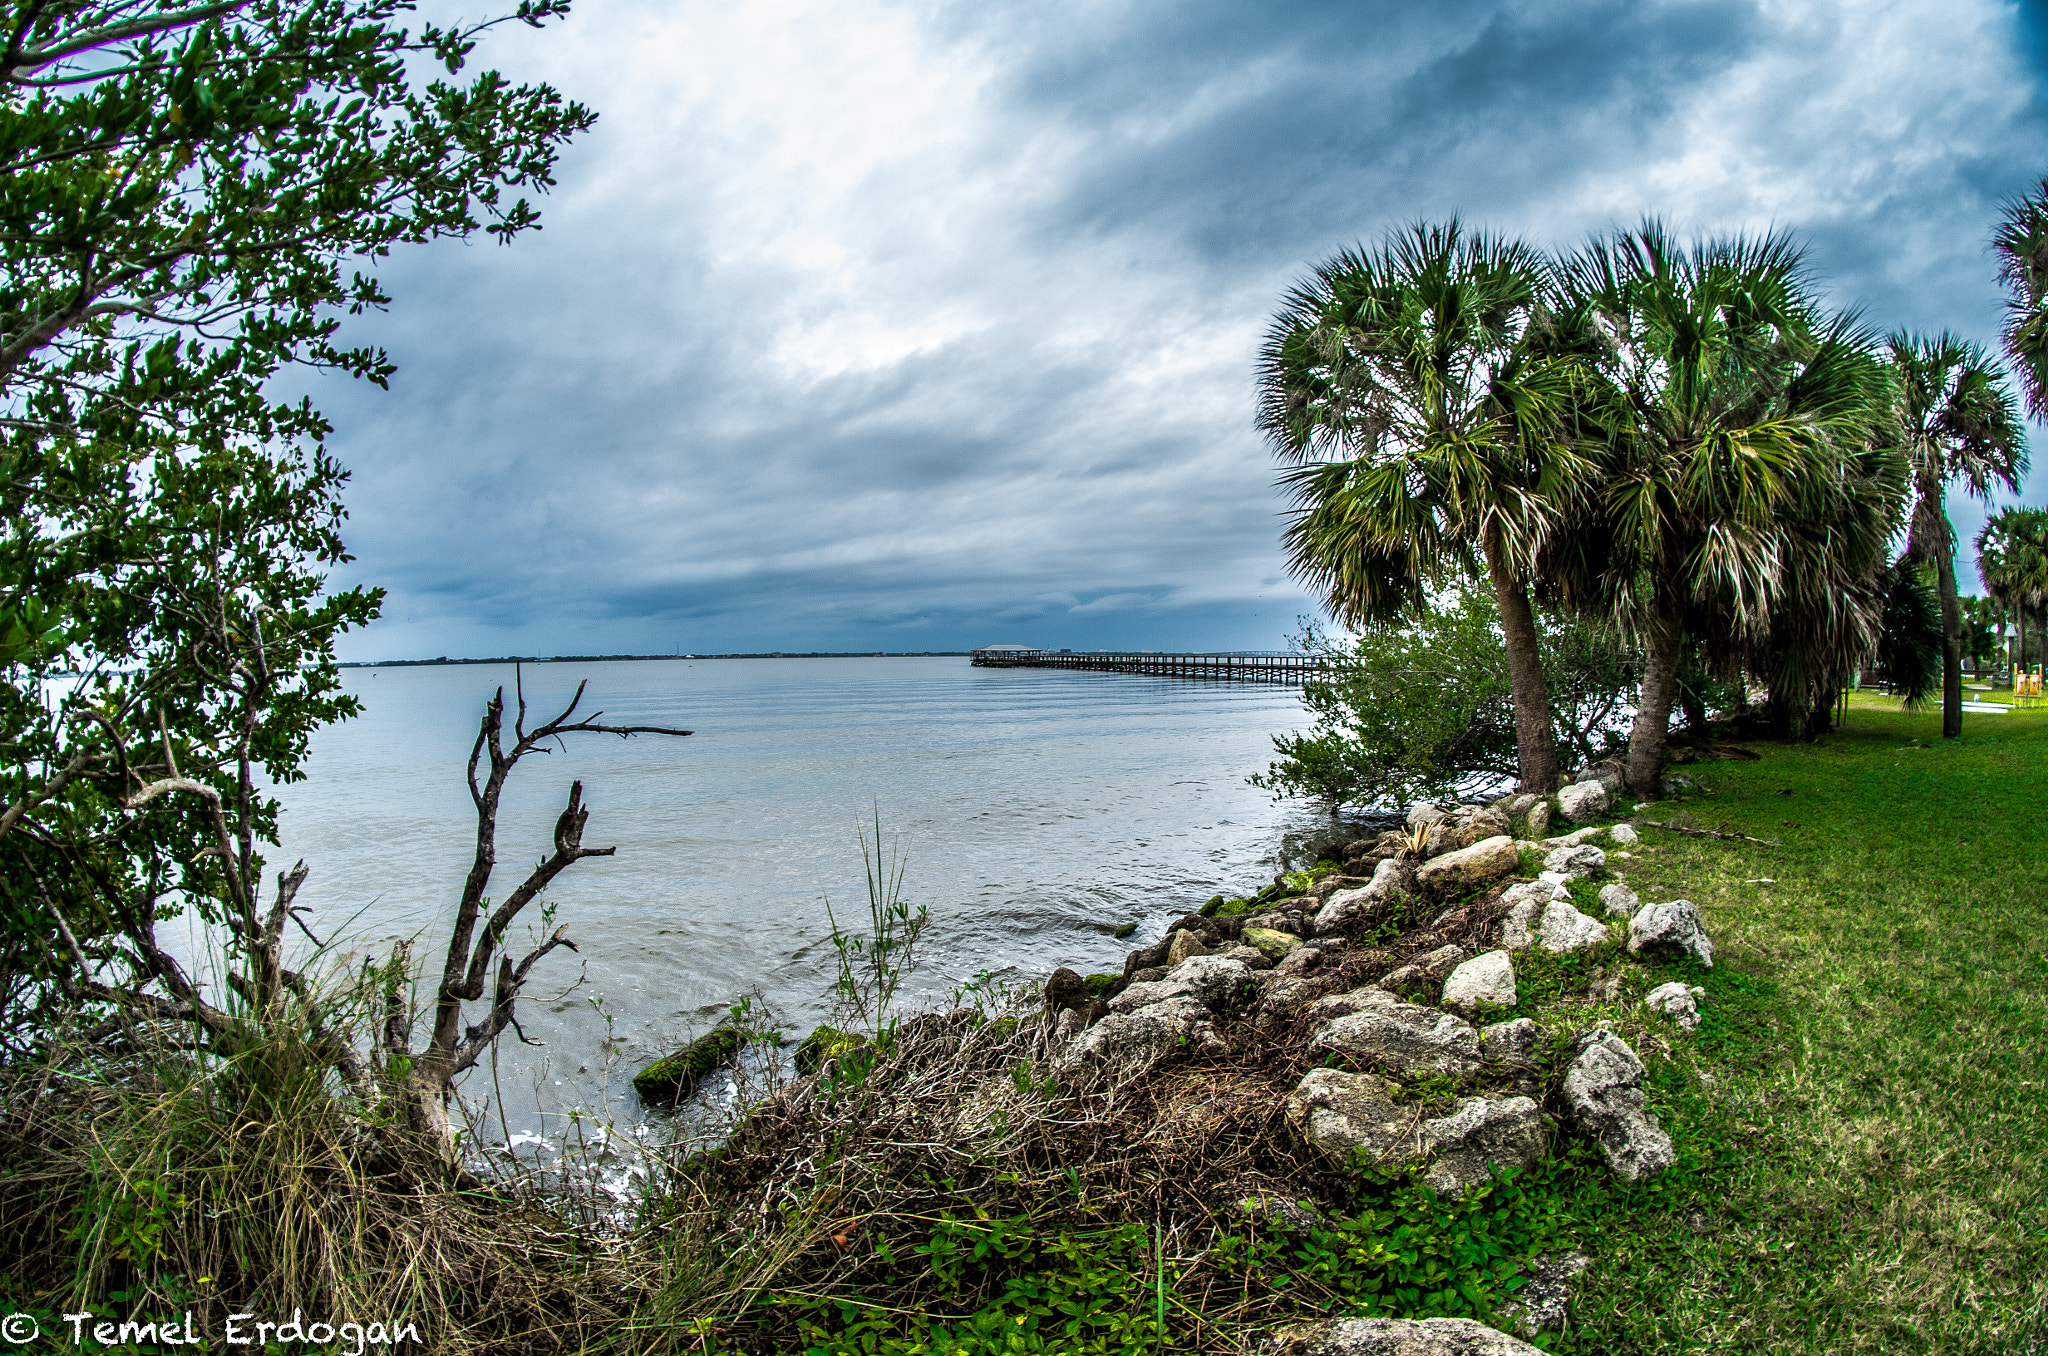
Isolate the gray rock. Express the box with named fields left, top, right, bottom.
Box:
left=1524, top=800, right=1551, bottom=837
left=1645, top=981, right=1707, bottom=1030
left=1608, top=822, right=1640, bottom=845
left=1538, top=900, right=1609, bottom=953
left=1441, top=950, right=1517, bottom=1012
left=1542, top=843, right=1607, bottom=878
left=1284, top=1070, right=1543, bottom=1195
left=1480, top=1016, right=1539, bottom=1061
left=1499, top=899, right=1542, bottom=951
left=1556, top=780, right=1611, bottom=823
left=1314, top=998, right=1482, bottom=1077
left=1165, top=929, right=1211, bottom=966
left=1285, top=1068, right=1412, bottom=1165
left=1307, top=985, right=1399, bottom=1021
left=1505, top=793, right=1540, bottom=817
left=1406, top=802, right=1450, bottom=831
left=1053, top=1006, right=1088, bottom=1040
left=1057, top=995, right=1222, bottom=1080
left=1499, top=1252, right=1591, bottom=1337
left=1316, top=857, right=1416, bottom=934
left=1661, top=773, right=1700, bottom=797
left=1258, top=974, right=1322, bottom=1016
left=1570, top=759, right=1627, bottom=794
left=1598, top=883, right=1640, bottom=918
left=1107, top=954, right=1254, bottom=1013
left=1418, top=1093, right=1545, bottom=1194
left=1540, top=826, right=1606, bottom=849
left=1218, top=944, right=1274, bottom=971
left=1500, top=878, right=1559, bottom=909
left=1274, top=946, right=1323, bottom=976
left=1252, top=1315, right=1544, bottom=1355
left=1562, top=1028, right=1675, bottom=1180
left=1415, top=835, right=1518, bottom=896
left=1627, top=899, right=1714, bottom=967
left=1242, top=926, right=1304, bottom=960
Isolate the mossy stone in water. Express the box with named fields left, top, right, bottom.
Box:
left=1112, top=920, right=1139, bottom=939
left=633, top=1024, right=744, bottom=1101
left=1217, top=898, right=1250, bottom=917
left=794, top=1024, right=870, bottom=1075
left=1199, top=894, right=1228, bottom=917
left=1082, top=973, right=1121, bottom=998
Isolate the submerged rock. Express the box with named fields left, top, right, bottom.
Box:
left=791, top=1024, right=868, bottom=1077
left=634, top=1024, right=747, bottom=1100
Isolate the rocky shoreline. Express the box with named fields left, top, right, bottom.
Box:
left=651, top=763, right=1724, bottom=1354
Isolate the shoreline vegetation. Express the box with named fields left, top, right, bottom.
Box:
left=6, top=696, right=2043, bottom=1354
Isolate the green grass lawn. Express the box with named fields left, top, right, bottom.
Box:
left=1571, top=698, right=2048, bottom=1354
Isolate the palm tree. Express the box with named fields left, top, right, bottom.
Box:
left=1257, top=221, right=1585, bottom=795
left=1885, top=333, right=2025, bottom=737
left=1994, top=179, right=2048, bottom=415
left=1977, top=507, right=2048, bottom=679
left=1555, top=225, right=1884, bottom=793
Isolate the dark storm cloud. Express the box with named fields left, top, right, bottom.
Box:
left=310, top=0, right=2048, bottom=660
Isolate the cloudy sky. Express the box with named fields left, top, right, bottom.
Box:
left=307, top=0, right=2048, bottom=660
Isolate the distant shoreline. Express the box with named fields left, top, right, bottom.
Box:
left=336, top=652, right=973, bottom=668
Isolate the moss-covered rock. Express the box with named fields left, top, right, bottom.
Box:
left=633, top=1024, right=745, bottom=1101
left=1216, top=898, right=1250, bottom=917
left=1082, top=972, right=1122, bottom=998
left=1199, top=894, right=1228, bottom=917
left=793, top=1024, right=871, bottom=1075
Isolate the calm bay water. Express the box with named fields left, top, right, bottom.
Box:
left=212, top=656, right=1337, bottom=1140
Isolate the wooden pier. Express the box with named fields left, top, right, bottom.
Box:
left=970, top=646, right=1319, bottom=685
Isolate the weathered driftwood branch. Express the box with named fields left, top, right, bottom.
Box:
left=1625, top=817, right=1778, bottom=847
left=391, top=670, right=692, bottom=1160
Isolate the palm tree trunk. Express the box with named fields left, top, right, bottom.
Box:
left=1625, top=598, right=1683, bottom=797
left=1932, top=507, right=1963, bottom=739
left=1482, top=525, right=1559, bottom=794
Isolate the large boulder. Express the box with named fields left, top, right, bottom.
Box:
left=1284, top=1070, right=1543, bottom=1194
left=1561, top=1029, right=1674, bottom=1180
left=1108, top=954, right=1255, bottom=1013
left=1419, top=1094, right=1545, bottom=1193
left=1316, top=856, right=1417, bottom=934
left=1415, top=835, right=1518, bottom=897
left=1541, top=843, right=1607, bottom=878
left=1314, top=997, right=1482, bottom=1077
left=1058, top=995, right=1221, bottom=1079
left=1251, top=1316, right=1544, bottom=1355
left=1555, top=780, right=1611, bottom=823
left=1441, top=950, right=1517, bottom=1012
left=1627, top=899, right=1714, bottom=967
left=1538, top=900, right=1609, bottom=953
